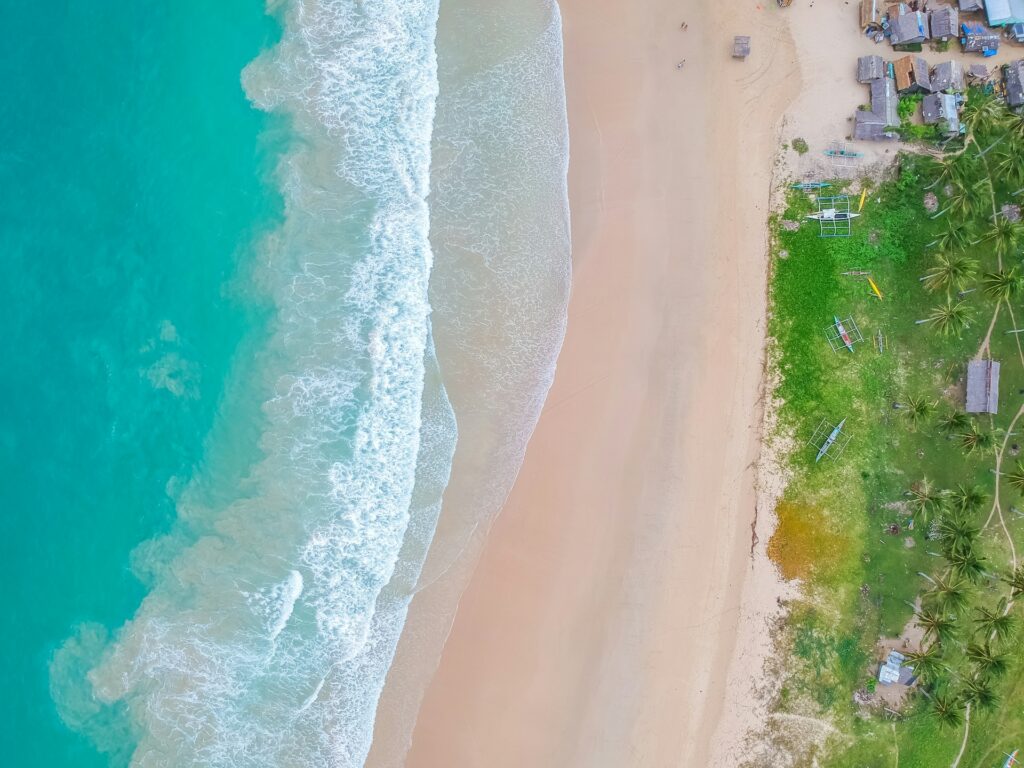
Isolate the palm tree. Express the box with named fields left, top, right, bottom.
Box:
left=1007, top=462, right=1024, bottom=496
left=1002, top=565, right=1024, bottom=598
left=966, top=642, right=1009, bottom=678
left=901, top=395, right=937, bottom=430
left=925, top=571, right=971, bottom=616
left=928, top=691, right=965, bottom=729
left=984, top=220, right=1024, bottom=264
left=922, top=253, right=978, bottom=294
left=982, top=266, right=1022, bottom=303
left=995, top=139, right=1024, bottom=188
left=926, top=153, right=974, bottom=191
left=945, top=483, right=987, bottom=513
left=946, top=182, right=981, bottom=221
left=920, top=299, right=973, bottom=337
left=937, top=223, right=975, bottom=254
left=907, top=478, right=944, bottom=524
left=916, top=606, right=958, bottom=645
left=905, top=644, right=946, bottom=683
left=962, top=676, right=999, bottom=711
left=962, top=93, right=1007, bottom=136
left=937, top=512, right=980, bottom=559
left=937, top=409, right=971, bottom=435
left=959, top=424, right=992, bottom=455
left=949, top=546, right=987, bottom=583
left=974, top=598, right=1016, bottom=644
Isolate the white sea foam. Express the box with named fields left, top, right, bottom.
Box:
left=52, top=0, right=449, bottom=765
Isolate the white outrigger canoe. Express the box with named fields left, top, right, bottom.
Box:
left=807, top=209, right=861, bottom=222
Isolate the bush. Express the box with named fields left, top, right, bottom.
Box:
left=792, top=137, right=809, bottom=155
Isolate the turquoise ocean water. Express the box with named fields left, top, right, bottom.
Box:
left=2, top=1, right=570, bottom=766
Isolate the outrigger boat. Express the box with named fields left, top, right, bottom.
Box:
left=816, top=419, right=846, bottom=463
left=834, top=316, right=855, bottom=352
left=825, top=147, right=862, bottom=158
left=1004, top=749, right=1019, bottom=768
left=791, top=181, right=831, bottom=191
left=807, top=209, right=861, bottom=222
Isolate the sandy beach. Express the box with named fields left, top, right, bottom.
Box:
left=402, top=1, right=802, bottom=765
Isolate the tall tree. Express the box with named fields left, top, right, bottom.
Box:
left=905, top=644, right=946, bottom=683
left=925, top=571, right=971, bottom=617
left=945, top=483, right=987, bottom=513
left=928, top=691, right=965, bottom=729
left=937, top=409, right=970, bottom=435
left=974, top=598, right=1015, bottom=644
left=916, top=606, right=958, bottom=645
left=959, top=424, right=992, bottom=455
left=961, top=676, right=999, bottom=711
left=966, top=643, right=1009, bottom=678
left=921, top=299, right=973, bottom=337
left=1007, top=462, right=1024, bottom=496
left=907, top=478, right=944, bottom=524
left=982, top=265, right=1022, bottom=302
left=922, top=253, right=978, bottom=294
left=1002, top=565, right=1024, bottom=598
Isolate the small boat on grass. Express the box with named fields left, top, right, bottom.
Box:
left=816, top=419, right=846, bottom=463
left=807, top=209, right=860, bottom=222
left=835, top=316, right=855, bottom=353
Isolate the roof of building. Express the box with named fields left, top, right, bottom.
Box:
left=966, top=359, right=1000, bottom=413
left=931, top=60, right=965, bottom=91
left=931, top=4, right=961, bottom=36
left=862, top=0, right=884, bottom=27
left=858, top=54, right=887, bottom=82
left=922, top=92, right=962, bottom=133
left=871, top=75, right=901, bottom=125
left=987, top=0, right=1024, bottom=25
left=879, top=650, right=914, bottom=685
left=894, top=55, right=932, bottom=91
left=959, top=0, right=984, bottom=10
left=1006, top=60, right=1024, bottom=107
left=891, top=11, right=931, bottom=43
left=961, top=22, right=1002, bottom=51
left=967, top=62, right=990, bottom=80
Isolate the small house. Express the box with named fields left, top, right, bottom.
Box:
left=858, top=54, right=886, bottom=83
left=961, top=21, right=1002, bottom=53
left=854, top=76, right=901, bottom=140
left=1011, top=21, right=1024, bottom=40
left=922, top=92, right=963, bottom=135
left=967, top=62, right=990, bottom=82
left=931, top=4, right=961, bottom=38
left=1005, top=60, right=1024, bottom=110
left=958, top=0, right=984, bottom=10
left=966, top=359, right=1000, bottom=414
left=986, top=0, right=1024, bottom=26
left=931, top=60, right=965, bottom=91
left=894, top=55, right=932, bottom=92
left=862, top=0, right=885, bottom=30
left=890, top=11, right=931, bottom=45
left=733, top=35, right=751, bottom=59
left=878, top=650, right=915, bottom=685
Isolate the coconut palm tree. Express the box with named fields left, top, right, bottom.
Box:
left=937, top=409, right=971, bottom=435
left=928, top=691, right=965, bottom=729
left=922, top=253, right=979, bottom=294
left=926, top=153, right=974, bottom=191
left=901, top=395, right=937, bottom=430
left=995, top=139, right=1024, bottom=188
left=985, top=219, right=1024, bottom=264
left=982, top=266, right=1022, bottom=303
left=907, top=478, right=944, bottom=524
left=974, top=598, right=1016, bottom=644
left=925, top=571, right=971, bottom=617
left=905, top=644, right=946, bottom=683
left=916, top=606, right=958, bottom=645
left=946, top=182, right=981, bottom=221
left=949, top=546, right=987, bottom=583
left=1002, top=565, right=1024, bottom=598
left=962, top=676, right=999, bottom=711
left=962, top=93, right=1008, bottom=137
left=920, top=299, right=973, bottom=337
left=937, top=223, right=975, bottom=254
left=966, top=642, right=1009, bottom=678
left=1007, top=462, right=1024, bottom=496
left=945, top=483, right=987, bottom=513
left=959, top=424, right=993, bottom=455
left=937, top=512, right=980, bottom=559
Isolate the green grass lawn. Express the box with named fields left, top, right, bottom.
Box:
left=764, top=98, right=1024, bottom=767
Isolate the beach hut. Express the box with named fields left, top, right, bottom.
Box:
left=858, top=54, right=886, bottom=83
left=862, top=0, right=885, bottom=30
left=958, top=0, right=985, bottom=11
left=966, top=359, right=1000, bottom=414
left=967, top=62, right=990, bottom=82
left=1011, top=22, right=1024, bottom=41
left=890, top=11, right=930, bottom=45
left=922, top=92, right=964, bottom=135
left=961, top=21, right=1002, bottom=53
left=930, top=4, right=961, bottom=39
left=986, top=0, right=1024, bottom=25
left=1006, top=60, right=1024, bottom=110
left=894, top=55, right=932, bottom=92
left=733, top=35, right=751, bottom=59
left=854, top=76, right=901, bottom=140
left=878, top=650, right=915, bottom=685
left=931, top=60, right=965, bottom=91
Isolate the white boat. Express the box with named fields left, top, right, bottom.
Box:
left=807, top=209, right=861, bottom=222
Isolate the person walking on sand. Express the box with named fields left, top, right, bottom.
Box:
left=676, top=59, right=685, bottom=69
left=680, top=21, right=688, bottom=30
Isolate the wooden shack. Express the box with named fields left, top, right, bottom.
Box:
left=966, top=359, right=1000, bottom=414
left=733, top=35, right=751, bottom=59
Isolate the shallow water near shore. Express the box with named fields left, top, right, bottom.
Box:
left=4, top=1, right=569, bottom=766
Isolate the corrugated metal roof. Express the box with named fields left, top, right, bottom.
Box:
left=966, top=360, right=1000, bottom=413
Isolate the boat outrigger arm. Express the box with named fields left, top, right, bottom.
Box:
left=816, top=419, right=846, bottom=463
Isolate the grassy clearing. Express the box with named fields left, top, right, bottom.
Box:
left=765, top=93, right=1024, bottom=766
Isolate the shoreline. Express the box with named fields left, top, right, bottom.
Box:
left=402, top=1, right=804, bottom=764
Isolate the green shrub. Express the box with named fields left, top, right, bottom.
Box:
left=792, top=137, right=809, bottom=155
